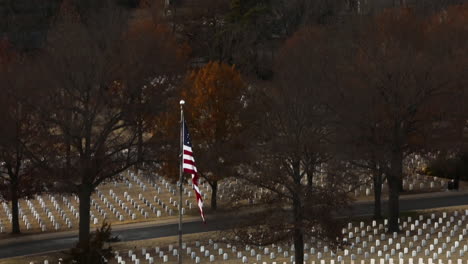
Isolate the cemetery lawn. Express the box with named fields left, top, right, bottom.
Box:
left=6, top=205, right=468, bottom=264
left=1, top=169, right=465, bottom=236
left=0, top=251, right=68, bottom=264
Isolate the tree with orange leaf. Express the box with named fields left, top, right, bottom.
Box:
left=182, top=61, right=248, bottom=210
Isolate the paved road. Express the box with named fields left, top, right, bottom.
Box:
left=345, top=191, right=468, bottom=216
left=1, top=192, right=467, bottom=259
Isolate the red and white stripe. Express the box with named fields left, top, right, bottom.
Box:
left=183, top=145, right=205, bottom=222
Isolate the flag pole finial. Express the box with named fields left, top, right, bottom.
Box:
left=178, top=99, right=185, bottom=264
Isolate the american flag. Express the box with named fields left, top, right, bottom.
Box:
left=182, top=120, right=205, bottom=222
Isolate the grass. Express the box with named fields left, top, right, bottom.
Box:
left=5, top=205, right=468, bottom=264
left=0, top=252, right=68, bottom=264
left=2, top=172, right=462, bottom=237
left=0, top=170, right=213, bottom=237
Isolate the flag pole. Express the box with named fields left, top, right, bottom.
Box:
left=178, top=99, right=185, bottom=264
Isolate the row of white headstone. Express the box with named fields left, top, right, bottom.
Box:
left=34, top=258, right=468, bottom=264
left=0, top=170, right=211, bottom=232
left=106, top=210, right=467, bottom=264
left=0, top=164, right=452, bottom=233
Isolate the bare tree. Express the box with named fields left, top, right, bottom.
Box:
left=229, top=26, right=353, bottom=264
left=421, top=3, right=468, bottom=186
left=335, top=8, right=465, bottom=232
left=122, top=10, right=188, bottom=165
left=334, top=66, right=392, bottom=219
left=0, top=42, right=52, bottom=234
left=36, top=2, right=184, bottom=253
left=166, top=0, right=230, bottom=62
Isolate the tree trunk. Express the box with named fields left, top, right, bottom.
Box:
left=373, top=171, right=382, bottom=219
left=388, top=149, right=403, bottom=233
left=137, top=118, right=143, bottom=164
left=210, top=180, right=217, bottom=210
left=307, top=168, right=314, bottom=190
left=292, top=160, right=304, bottom=264
left=398, top=176, right=404, bottom=192
left=10, top=181, right=20, bottom=234
left=66, top=135, right=71, bottom=170
left=78, top=184, right=93, bottom=250
left=293, top=195, right=304, bottom=264
left=387, top=175, right=400, bottom=232
left=454, top=174, right=460, bottom=190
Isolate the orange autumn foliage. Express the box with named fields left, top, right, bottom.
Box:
left=180, top=61, right=248, bottom=209
left=183, top=61, right=246, bottom=143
